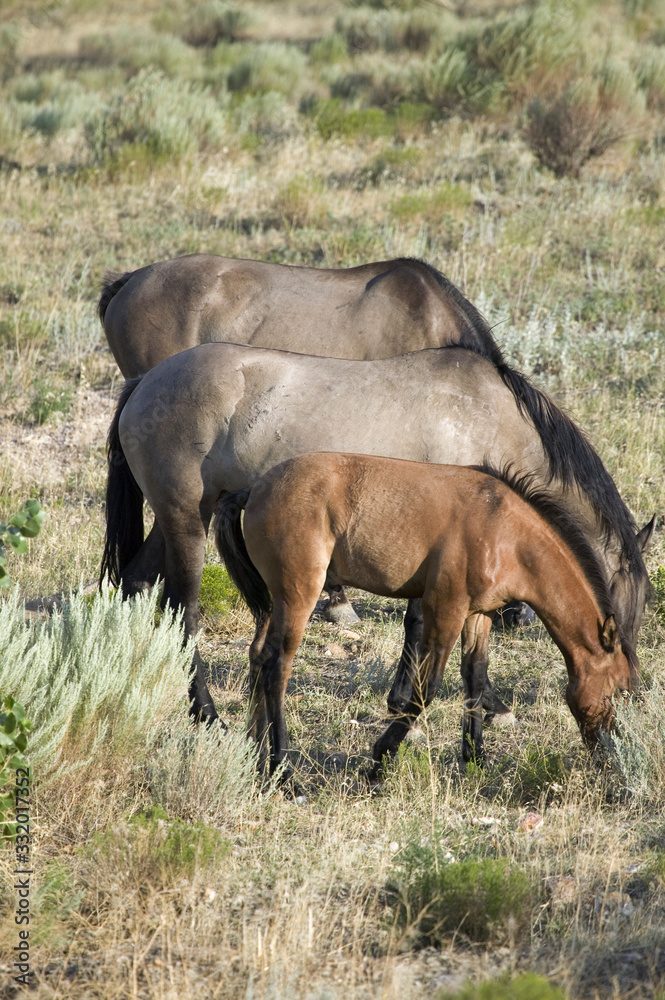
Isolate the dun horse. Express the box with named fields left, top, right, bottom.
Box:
left=100, top=342, right=653, bottom=727
left=99, top=255, right=504, bottom=376
left=215, top=453, right=639, bottom=775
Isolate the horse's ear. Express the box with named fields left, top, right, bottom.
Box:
left=600, top=615, right=619, bottom=652
left=636, top=515, right=657, bottom=555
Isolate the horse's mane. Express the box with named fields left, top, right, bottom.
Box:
left=481, top=462, right=615, bottom=618
left=495, top=365, right=644, bottom=578
left=398, top=258, right=506, bottom=368
left=482, top=462, right=640, bottom=671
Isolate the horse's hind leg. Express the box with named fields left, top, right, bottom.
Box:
left=161, top=524, right=218, bottom=725
left=258, top=573, right=326, bottom=781
left=247, top=615, right=271, bottom=770
left=120, top=522, right=166, bottom=596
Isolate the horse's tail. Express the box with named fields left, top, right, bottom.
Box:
left=98, top=270, right=134, bottom=325
left=214, top=489, right=272, bottom=622
left=99, top=377, right=145, bottom=589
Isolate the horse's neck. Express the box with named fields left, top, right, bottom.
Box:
left=516, top=528, right=605, bottom=662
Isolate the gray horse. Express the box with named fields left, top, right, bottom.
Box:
left=100, top=342, right=654, bottom=732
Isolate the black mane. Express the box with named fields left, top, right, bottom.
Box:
left=400, top=257, right=505, bottom=368
left=481, top=463, right=616, bottom=622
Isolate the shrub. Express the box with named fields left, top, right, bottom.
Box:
left=0, top=697, right=31, bottom=838
left=438, top=973, right=568, bottom=1000
left=0, top=22, right=21, bottom=83
left=388, top=837, right=534, bottom=945
left=413, top=1, right=583, bottom=116
left=180, top=2, right=252, bottom=47
left=229, top=91, right=301, bottom=141
left=0, top=101, right=22, bottom=159
left=389, top=181, right=472, bottom=220
left=612, top=678, right=665, bottom=802
left=311, top=98, right=392, bottom=140
left=523, top=61, right=645, bottom=178
left=336, top=8, right=447, bottom=54
left=0, top=587, right=194, bottom=783
left=146, top=722, right=259, bottom=825
left=27, top=377, right=73, bottom=425
left=199, top=563, right=239, bottom=617
left=89, top=807, right=230, bottom=883
left=227, top=42, right=308, bottom=99
left=85, top=69, right=227, bottom=165
left=511, top=748, right=567, bottom=805
left=78, top=26, right=199, bottom=79
left=633, top=45, right=665, bottom=111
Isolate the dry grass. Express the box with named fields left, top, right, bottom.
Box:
left=1, top=1, right=665, bottom=997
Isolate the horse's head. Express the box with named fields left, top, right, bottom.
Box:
left=608, top=516, right=656, bottom=647
left=565, top=614, right=638, bottom=750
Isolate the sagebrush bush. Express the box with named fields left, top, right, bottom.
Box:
left=226, top=42, right=308, bottom=99
left=0, top=587, right=194, bottom=782
left=336, top=8, right=448, bottom=54
left=78, top=26, right=199, bottom=79
left=633, top=45, right=665, bottom=111
left=524, top=60, right=645, bottom=178
left=180, top=1, right=252, bottom=47
left=612, top=679, right=665, bottom=803
left=85, top=69, right=228, bottom=165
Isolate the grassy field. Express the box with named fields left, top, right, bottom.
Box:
left=1, top=0, right=665, bottom=997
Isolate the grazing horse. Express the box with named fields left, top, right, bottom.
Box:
left=99, top=255, right=504, bottom=375
left=99, top=342, right=653, bottom=727
left=215, top=453, right=639, bottom=775
left=99, top=253, right=513, bottom=627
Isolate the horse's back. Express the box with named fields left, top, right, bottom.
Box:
left=244, top=453, right=523, bottom=601
left=101, top=254, right=501, bottom=376
left=117, top=342, right=546, bottom=510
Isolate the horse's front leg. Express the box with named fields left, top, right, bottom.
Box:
left=460, top=613, right=496, bottom=763
left=387, top=598, right=424, bottom=714
left=373, top=600, right=466, bottom=770
left=389, top=600, right=512, bottom=723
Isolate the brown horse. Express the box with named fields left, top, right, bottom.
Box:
left=215, top=453, right=638, bottom=776
left=99, top=253, right=514, bottom=627
left=99, top=342, right=653, bottom=729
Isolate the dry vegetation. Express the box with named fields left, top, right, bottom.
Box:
left=1, top=0, right=665, bottom=997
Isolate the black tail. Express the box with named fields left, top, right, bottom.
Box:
left=214, top=489, right=272, bottom=622
left=98, top=270, right=134, bottom=325
left=99, top=377, right=145, bottom=589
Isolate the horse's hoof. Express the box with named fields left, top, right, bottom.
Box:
left=492, top=602, right=536, bottom=630
left=485, top=710, right=518, bottom=729
left=322, top=600, right=360, bottom=624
